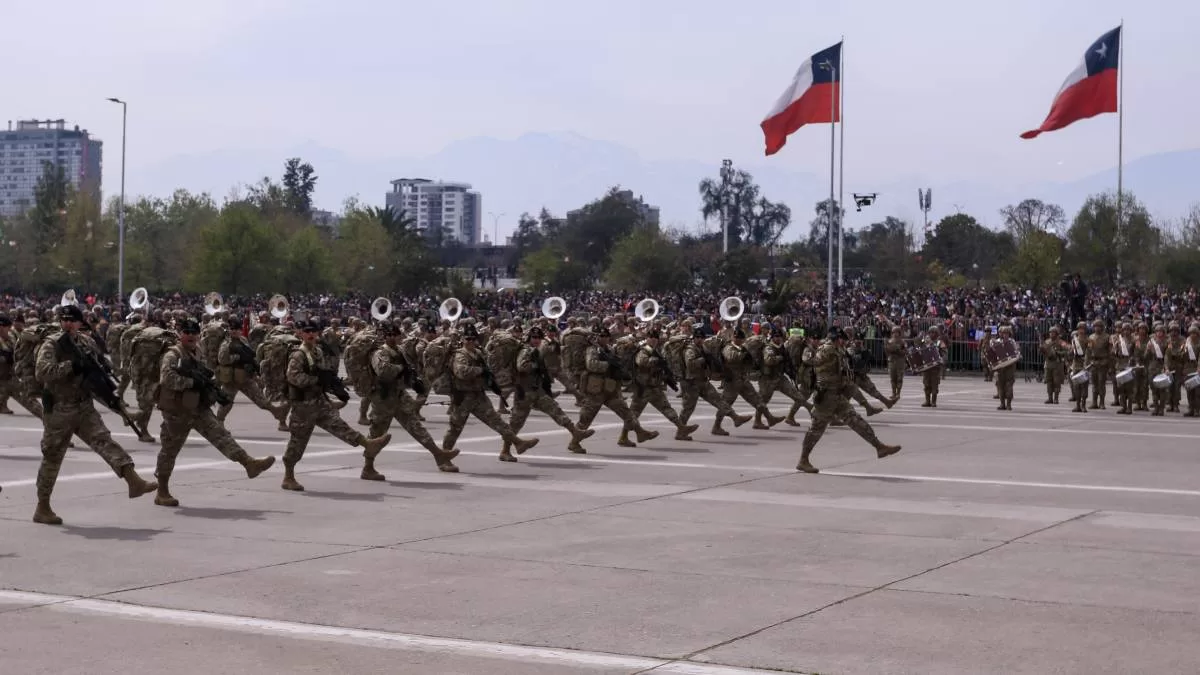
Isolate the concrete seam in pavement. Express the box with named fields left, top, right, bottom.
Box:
left=674, top=509, right=1102, bottom=669
left=885, top=586, right=1200, bottom=617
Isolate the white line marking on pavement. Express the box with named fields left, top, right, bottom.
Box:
left=0, top=590, right=793, bottom=675
left=822, top=471, right=1200, bottom=497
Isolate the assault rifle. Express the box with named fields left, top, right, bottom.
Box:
left=317, top=368, right=351, bottom=402
left=174, top=359, right=235, bottom=408
left=532, top=349, right=554, bottom=396
left=231, top=339, right=259, bottom=376
left=649, top=348, right=678, bottom=392
left=598, top=348, right=629, bottom=381
left=56, top=332, right=148, bottom=437
left=779, top=346, right=798, bottom=385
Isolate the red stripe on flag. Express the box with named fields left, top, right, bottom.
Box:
left=1020, top=69, right=1117, bottom=139
left=761, top=82, right=840, bottom=156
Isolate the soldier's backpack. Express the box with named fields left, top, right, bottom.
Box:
left=342, top=329, right=382, bottom=396
left=613, top=335, right=640, bottom=377
left=129, top=327, right=179, bottom=386
left=106, top=323, right=129, bottom=368
left=560, top=328, right=591, bottom=373
left=662, top=334, right=690, bottom=379
left=199, top=322, right=228, bottom=369
left=14, top=323, right=60, bottom=382
left=743, top=334, right=766, bottom=374
left=703, top=335, right=726, bottom=371
left=257, top=333, right=302, bottom=385
left=484, top=332, right=522, bottom=384
left=421, top=336, right=454, bottom=393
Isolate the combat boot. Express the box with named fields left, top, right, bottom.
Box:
left=931, top=392, right=938, bottom=407
left=361, top=457, right=386, bottom=480
left=752, top=411, right=769, bottom=430
left=513, top=437, right=540, bottom=454
left=567, top=439, right=587, bottom=454
left=569, top=425, right=595, bottom=445
left=866, top=405, right=883, bottom=417
left=360, top=433, right=392, bottom=459
left=710, top=421, right=730, bottom=436
left=763, top=411, right=786, bottom=427
left=617, top=429, right=636, bottom=447
left=796, top=438, right=819, bottom=474
left=922, top=393, right=932, bottom=408
left=884, top=396, right=897, bottom=410
left=122, top=466, right=158, bottom=498
left=731, top=412, right=753, bottom=427
left=281, top=463, right=304, bottom=491
left=634, top=428, right=659, bottom=443
left=32, top=499, right=62, bottom=525
left=784, top=413, right=802, bottom=427
left=876, top=442, right=902, bottom=459
left=241, top=455, right=276, bottom=479
left=499, top=444, right=517, bottom=462
left=154, top=478, right=179, bottom=507
left=674, top=422, right=699, bottom=441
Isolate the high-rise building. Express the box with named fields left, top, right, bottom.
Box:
left=0, top=119, right=103, bottom=219
left=385, top=178, right=481, bottom=246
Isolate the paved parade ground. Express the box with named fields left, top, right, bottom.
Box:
left=2, top=379, right=1199, bottom=674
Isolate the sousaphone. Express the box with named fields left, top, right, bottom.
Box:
left=370, top=297, right=393, bottom=322
left=634, top=297, right=659, bottom=323
left=128, top=287, right=149, bottom=311
left=268, top=294, right=289, bottom=320
left=204, top=292, right=224, bottom=316
left=541, top=296, right=567, bottom=320
left=60, top=289, right=78, bottom=307
left=439, top=297, right=463, bottom=323
left=719, top=296, right=745, bottom=323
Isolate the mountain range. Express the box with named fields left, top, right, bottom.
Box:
left=128, top=132, right=1200, bottom=243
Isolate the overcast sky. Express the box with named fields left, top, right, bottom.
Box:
left=9, top=0, right=1198, bottom=206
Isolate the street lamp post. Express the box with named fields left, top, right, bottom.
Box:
left=105, top=97, right=127, bottom=309
left=719, top=159, right=732, bottom=254
left=488, top=211, right=506, bottom=246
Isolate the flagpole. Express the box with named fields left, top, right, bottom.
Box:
left=826, top=60, right=837, bottom=330
left=837, top=38, right=845, bottom=288
left=1117, top=21, right=1125, bottom=232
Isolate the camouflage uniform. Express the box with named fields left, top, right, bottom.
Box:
left=920, top=329, right=946, bottom=408
left=128, top=326, right=175, bottom=442
left=154, top=341, right=275, bottom=505
left=1185, top=326, right=1200, bottom=417
left=367, top=341, right=457, bottom=474
left=1068, top=323, right=1092, bottom=413
left=678, top=337, right=746, bottom=433
left=1087, top=320, right=1112, bottom=409
left=215, top=331, right=286, bottom=424
left=443, top=337, right=537, bottom=455
left=32, top=322, right=156, bottom=524
left=797, top=332, right=901, bottom=474
left=991, top=328, right=1019, bottom=410
left=0, top=320, right=40, bottom=418
left=883, top=330, right=907, bottom=397
left=282, top=337, right=389, bottom=492
left=118, top=320, right=146, bottom=400
left=756, top=335, right=808, bottom=426
left=1042, top=328, right=1068, bottom=404
left=623, top=339, right=697, bottom=443
left=1145, top=326, right=1168, bottom=416
left=577, top=340, right=657, bottom=442
left=1166, top=323, right=1186, bottom=412
left=507, top=337, right=592, bottom=458
left=718, top=336, right=782, bottom=432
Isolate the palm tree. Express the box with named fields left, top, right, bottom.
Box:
left=366, top=205, right=416, bottom=241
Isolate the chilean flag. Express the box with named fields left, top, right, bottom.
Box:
left=1021, top=27, right=1120, bottom=139
left=761, top=42, right=842, bottom=156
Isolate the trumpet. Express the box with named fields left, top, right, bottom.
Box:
left=370, top=296, right=393, bottom=322
left=541, top=296, right=567, bottom=320
left=634, top=297, right=659, bottom=323
left=268, top=294, right=289, bottom=320
left=439, top=297, right=463, bottom=323
left=60, top=289, right=78, bottom=307
left=204, top=292, right=224, bottom=316
left=719, top=296, right=744, bottom=323
left=129, top=287, right=149, bottom=311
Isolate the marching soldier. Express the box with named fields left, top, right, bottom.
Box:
left=979, top=328, right=994, bottom=383
left=623, top=328, right=699, bottom=443
left=506, top=326, right=594, bottom=459
left=1042, top=326, right=1068, bottom=404
left=577, top=326, right=659, bottom=443
left=153, top=319, right=276, bottom=506
left=797, top=327, right=901, bottom=474
left=443, top=324, right=539, bottom=458
left=847, top=333, right=892, bottom=414
left=32, top=305, right=158, bottom=525
left=366, top=321, right=459, bottom=477
left=1166, top=322, right=1186, bottom=413
left=883, top=326, right=907, bottom=398
left=1111, top=322, right=1133, bottom=411
left=758, top=327, right=809, bottom=426
left=920, top=326, right=946, bottom=408
left=1145, top=323, right=1168, bottom=416
left=1185, top=324, right=1200, bottom=417
left=1087, top=319, right=1112, bottom=409
left=1068, top=322, right=1091, bottom=413
left=215, top=315, right=289, bottom=426
left=679, top=326, right=751, bottom=433
left=485, top=324, right=522, bottom=415
left=538, top=324, right=565, bottom=396
left=992, top=324, right=1019, bottom=410
left=1133, top=322, right=1150, bottom=411
left=280, top=320, right=392, bottom=492
left=117, top=314, right=145, bottom=400
left=718, top=329, right=784, bottom=433
left=0, top=315, right=30, bottom=416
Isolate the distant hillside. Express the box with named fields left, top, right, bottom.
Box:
left=130, top=133, right=1200, bottom=242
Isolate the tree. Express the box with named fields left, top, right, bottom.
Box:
left=334, top=208, right=393, bottom=295
left=806, top=199, right=844, bottom=263
left=29, top=161, right=71, bottom=283
left=853, top=216, right=917, bottom=287
left=698, top=164, right=791, bottom=247
left=922, top=213, right=1014, bottom=279
left=604, top=227, right=691, bottom=292
left=282, top=158, right=318, bottom=218
left=558, top=187, right=647, bottom=273
left=1002, top=229, right=1064, bottom=288
left=1000, top=198, right=1066, bottom=242
left=518, top=247, right=590, bottom=291
left=282, top=226, right=338, bottom=293
left=187, top=203, right=280, bottom=294
left=744, top=197, right=792, bottom=247
left=1064, top=191, right=1159, bottom=284
left=53, top=185, right=117, bottom=293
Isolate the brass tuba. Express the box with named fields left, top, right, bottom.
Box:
left=634, top=297, right=659, bottom=323
left=541, top=296, right=567, bottom=320
left=268, top=294, right=289, bottom=320
left=439, top=297, right=463, bottom=323
left=204, top=292, right=224, bottom=316
left=128, top=287, right=149, bottom=311
left=719, top=296, right=745, bottom=323
left=370, top=296, right=393, bottom=322
left=60, top=289, right=78, bottom=307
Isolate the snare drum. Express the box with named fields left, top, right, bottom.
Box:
left=1069, top=369, right=1090, bottom=385
left=1185, top=374, right=1200, bottom=391
left=1152, top=373, right=1173, bottom=390
left=1114, top=367, right=1136, bottom=386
